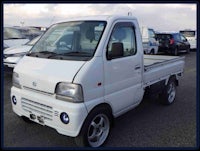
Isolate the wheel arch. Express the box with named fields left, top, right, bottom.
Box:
left=81, top=102, right=114, bottom=132
left=165, top=75, right=179, bottom=86
left=86, top=103, right=114, bottom=122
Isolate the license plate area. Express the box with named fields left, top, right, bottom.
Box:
left=29, top=113, right=45, bottom=125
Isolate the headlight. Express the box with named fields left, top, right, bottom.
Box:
left=4, top=52, right=27, bottom=58
left=12, top=72, right=21, bottom=88
left=55, top=82, right=83, bottom=103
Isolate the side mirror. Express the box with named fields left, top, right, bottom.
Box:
left=107, top=42, right=124, bottom=60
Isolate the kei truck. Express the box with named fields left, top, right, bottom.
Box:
left=11, top=15, right=185, bottom=147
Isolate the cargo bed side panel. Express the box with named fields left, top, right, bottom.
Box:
left=143, top=56, right=185, bottom=87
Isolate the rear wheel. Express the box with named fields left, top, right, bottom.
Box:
left=75, top=106, right=112, bottom=147
left=159, top=78, right=177, bottom=105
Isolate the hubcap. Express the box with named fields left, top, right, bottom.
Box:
left=87, top=114, right=110, bottom=147
left=167, top=83, right=176, bottom=103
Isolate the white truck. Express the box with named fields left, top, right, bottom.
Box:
left=140, top=26, right=159, bottom=54
left=11, top=15, right=185, bottom=147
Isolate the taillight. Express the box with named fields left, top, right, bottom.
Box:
left=169, top=38, right=174, bottom=44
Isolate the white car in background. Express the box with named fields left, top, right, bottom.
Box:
left=140, top=26, right=159, bottom=54
left=4, top=27, right=30, bottom=48
left=179, top=30, right=196, bottom=50
left=4, top=36, right=41, bottom=68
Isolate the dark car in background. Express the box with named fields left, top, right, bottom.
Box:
left=156, top=32, right=190, bottom=55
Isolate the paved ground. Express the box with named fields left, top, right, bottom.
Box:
left=2, top=51, right=197, bottom=148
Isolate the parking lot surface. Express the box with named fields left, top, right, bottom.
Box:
left=3, top=51, right=197, bottom=148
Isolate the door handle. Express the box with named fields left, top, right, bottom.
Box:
left=135, top=66, right=141, bottom=70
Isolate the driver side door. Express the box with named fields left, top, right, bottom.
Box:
left=104, top=21, right=144, bottom=116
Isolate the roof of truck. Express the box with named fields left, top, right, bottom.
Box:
left=55, top=15, right=137, bottom=24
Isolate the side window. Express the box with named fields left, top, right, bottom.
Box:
left=180, top=34, right=186, bottom=41
left=107, top=23, right=137, bottom=59
left=174, top=34, right=181, bottom=41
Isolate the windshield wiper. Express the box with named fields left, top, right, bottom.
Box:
left=47, top=51, right=92, bottom=60
left=27, top=51, right=58, bottom=57
left=38, top=51, right=57, bottom=54
left=61, top=51, right=92, bottom=57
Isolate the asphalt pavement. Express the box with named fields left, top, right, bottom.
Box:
left=2, top=51, right=198, bottom=148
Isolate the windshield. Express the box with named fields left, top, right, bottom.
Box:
left=4, top=27, right=26, bottom=40
left=29, top=21, right=106, bottom=61
left=156, top=34, right=172, bottom=40
left=180, top=31, right=195, bottom=37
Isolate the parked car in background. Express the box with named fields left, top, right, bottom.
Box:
left=4, top=27, right=30, bottom=48
left=180, top=30, right=196, bottom=50
left=156, top=32, right=190, bottom=55
left=140, top=26, right=159, bottom=54
left=4, top=35, right=41, bottom=69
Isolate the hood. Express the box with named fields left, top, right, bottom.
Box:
left=4, top=45, right=32, bottom=55
left=4, top=39, right=30, bottom=47
left=14, top=56, right=85, bottom=93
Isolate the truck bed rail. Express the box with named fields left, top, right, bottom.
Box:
left=143, top=55, right=185, bottom=87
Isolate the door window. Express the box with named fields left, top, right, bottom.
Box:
left=107, top=23, right=137, bottom=59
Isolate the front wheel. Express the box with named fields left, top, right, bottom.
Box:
left=75, top=107, right=112, bottom=147
left=159, top=78, right=177, bottom=105
left=150, top=49, right=155, bottom=55
left=186, top=47, right=190, bottom=54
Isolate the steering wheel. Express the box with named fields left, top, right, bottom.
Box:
left=57, top=42, right=72, bottom=50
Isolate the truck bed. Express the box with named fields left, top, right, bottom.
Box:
left=143, top=55, right=185, bottom=87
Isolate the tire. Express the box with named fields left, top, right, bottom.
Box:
left=159, top=78, right=177, bottom=105
left=75, top=106, right=112, bottom=147
left=173, top=47, right=179, bottom=56
left=186, top=47, right=190, bottom=54
left=150, top=49, right=155, bottom=55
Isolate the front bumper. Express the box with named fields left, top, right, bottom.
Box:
left=11, top=86, right=88, bottom=137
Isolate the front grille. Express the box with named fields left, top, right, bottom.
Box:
left=21, top=98, right=53, bottom=121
